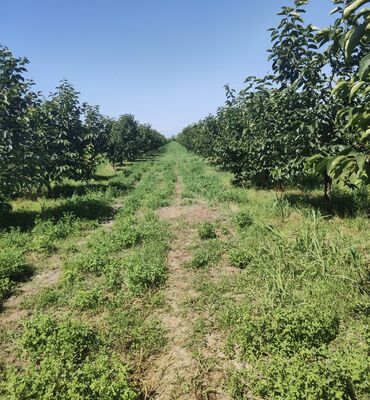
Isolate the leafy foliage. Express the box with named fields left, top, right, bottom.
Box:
left=0, top=46, right=167, bottom=211
left=4, top=315, right=138, bottom=399
left=177, top=0, right=369, bottom=196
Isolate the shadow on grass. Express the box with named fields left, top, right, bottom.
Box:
left=46, top=183, right=107, bottom=199
left=283, top=190, right=369, bottom=218
left=0, top=264, right=34, bottom=310
left=0, top=197, right=115, bottom=231
left=46, top=179, right=133, bottom=199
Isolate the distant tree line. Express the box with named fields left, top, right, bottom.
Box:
left=0, top=46, right=166, bottom=212
left=177, top=0, right=369, bottom=198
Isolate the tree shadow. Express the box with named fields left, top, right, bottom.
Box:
left=46, top=179, right=132, bottom=199
left=92, top=174, right=111, bottom=182
left=283, top=190, right=369, bottom=218
left=46, top=183, right=107, bottom=199
left=0, top=197, right=115, bottom=231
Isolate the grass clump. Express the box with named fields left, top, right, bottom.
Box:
left=198, top=221, right=217, bottom=240
left=0, top=246, right=30, bottom=304
left=30, top=213, right=80, bottom=254
left=108, top=306, right=166, bottom=358
left=229, top=247, right=253, bottom=269
left=233, top=210, right=253, bottom=229
left=186, top=239, right=222, bottom=269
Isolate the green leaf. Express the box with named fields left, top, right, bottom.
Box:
left=345, top=23, right=366, bottom=60
left=361, top=129, right=370, bottom=142
left=333, top=80, right=350, bottom=95
left=327, top=155, right=347, bottom=176
left=343, top=0, right=368, bottom=19
left=359, top=53, right=370, bottom=79
left=349, top=81, right=365, bottom=99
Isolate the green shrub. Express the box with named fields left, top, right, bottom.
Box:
left=66, top=253, right=108, bottom=276
left=0, top=278, right=12, bottom=302
left=112, top=218, right=143, bottom=248
left=31, top=287, right=64, bottom=309
left=72, top=288, right=102, bottom=311
left=6, top=352, right=138, bottom=400
left=86, top=219, right=142, bottom=256
left=229, top=348, right=355, bottom=400
left=198, top=222, right=217, bottom=240
left=21, top=314, right=99, bottom=362
left=0, top=229, right=29, bottom=249
left=125, top=246, right=167, bottom=292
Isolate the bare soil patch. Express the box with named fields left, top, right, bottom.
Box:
left=156, top=204, right=217, bottom=222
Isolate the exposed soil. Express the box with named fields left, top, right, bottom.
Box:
left=157, top=204, right=218, bottom=222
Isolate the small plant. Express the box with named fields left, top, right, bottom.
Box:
left=198, top=221, right=216, bottom=240
left=72, top=288, right=102, bottom=311
left=186, top=240, right=222, bottom=269
left=233, top=210, right=253, bottom=229
left=270, top=195, right=292, bottom=219
left=229, top=247, right=252, bottom=269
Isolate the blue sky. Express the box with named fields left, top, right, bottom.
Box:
left=1, top=0, right=334, bottom=136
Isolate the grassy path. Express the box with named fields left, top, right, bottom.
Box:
left=143, top=162, right=228, bottom=399
left=143, top=143, right=369, bottom=399
left=0, top=142, right=369, bottom=399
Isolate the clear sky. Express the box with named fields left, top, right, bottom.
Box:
left=1, top=0, right=334, bottom=136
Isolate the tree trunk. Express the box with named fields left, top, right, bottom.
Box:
left=45, top=181, right=52, bottom=195
left=324, top=173, right=332, bottom=202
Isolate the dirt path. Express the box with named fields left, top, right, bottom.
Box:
left=142, top=169, right=231, bottom=399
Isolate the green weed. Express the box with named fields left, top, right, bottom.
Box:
left=198, top=221, right=217, bottom=240
left=186, top=239, right=222, bottom=269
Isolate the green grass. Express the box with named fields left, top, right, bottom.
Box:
left=1, top=143, right=369, bottom=399
left=173, top=143, right=370, bottom=399
left=0, top=151, right=175, bottom=398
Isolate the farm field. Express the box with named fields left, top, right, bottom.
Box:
left=0, top=141, right=369, bottom=399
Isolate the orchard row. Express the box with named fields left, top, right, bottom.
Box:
left=0, top=46, right=166, bottom=212
left=177, top=0, right=369, bottom=197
